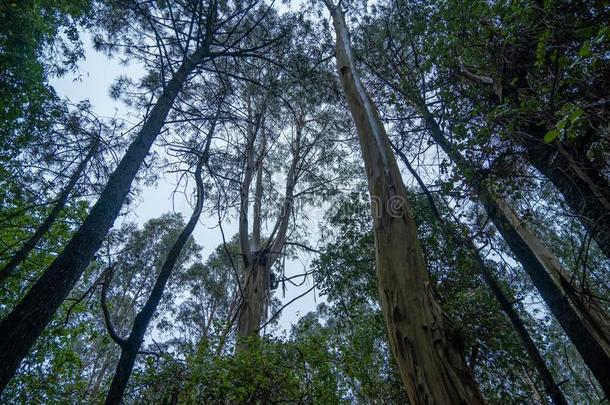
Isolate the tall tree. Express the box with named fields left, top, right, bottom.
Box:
left=0, top=0, right=283, bottom=392
left=103, top=129, right=210, bottom=404
left=322, top=1, right=484, bottom=402
left=394, top=147, right=568, bottom=405
left=357, top=3, right=610, bottom=394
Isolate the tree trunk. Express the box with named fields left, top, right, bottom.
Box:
left=523, top=132, right=610, bottom=260
left=324, top=3, right=485, bottom=403
left=0, top=135, right=99, bottom=286
left=104, top=134, right=209, bottom=404
left=481, top=189, right=610, bottom=397
left=235, top=261, right=269, bottom=346
left=478, top=258, right=568, bottom=405
left=0, top=46, right=208, bottom=393
left=394, top=147, right=568, bottom=405
left=401, top=91, right=610, bottom=398
left=459, top=4, right=610, bottom=260
left=235, top=118, right=300, bottom=352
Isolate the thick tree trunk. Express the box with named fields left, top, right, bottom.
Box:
left=104, top=138, right=209, bottom=404
left=235, top=261, right=269, bottom=345
left=523, top=131, right=610, bottom=260
left=0, top=135, right=99, bottom=286
left=404, top=94, right=610, bottom=398
left=324, top=3, right=484, bottom=403
left=0, top=46, right=208, bottom=394
left=505, top=9, right=610, bottom=261
left=394, top=148, right=568, bottom=405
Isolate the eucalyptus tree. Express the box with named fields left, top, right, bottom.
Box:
left=442, top=0, right=610, bottom=259
left=0, top=0, right=286, bottom=392
left=103, top=139, right=209, bottom=404
left=312, top=188, right=571, bottom=402
left=321, top=1, right=484, bottom=402
left=356, top=0, right=610, bottom=396
left=232, top=59, right=348, bottom=348
left=392, top=146, right=568, bottom=404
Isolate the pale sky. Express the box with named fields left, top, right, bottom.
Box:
left=51, top=33, right=325, bottom=336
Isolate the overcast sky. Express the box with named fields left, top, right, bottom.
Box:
left=50, top=33, right=325, bottom=336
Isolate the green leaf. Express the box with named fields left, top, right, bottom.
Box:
left=579, top=41, right=592, bottom=57
left=544, top=129, right=560, bottom=143
left=569, top=107, right=584, bottom=124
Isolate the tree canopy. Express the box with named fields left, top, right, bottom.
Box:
left=0, top=0, right=608, bottom=403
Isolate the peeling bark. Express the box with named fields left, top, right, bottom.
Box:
left=324, top=3, right=484, bottom=403
left=399, top=88, right=610, bottom=397
left=394, top=147, right=568, bottom=405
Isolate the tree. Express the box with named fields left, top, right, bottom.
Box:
left=356, top=1, right=610, bottom=394
left=0, top=0, right=284, bottom=392
left=0, top=122, right=100, bottom=286
left=322, top=1, right=484, bottom=402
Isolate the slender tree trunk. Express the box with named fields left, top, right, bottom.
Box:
left=0, top=135, right=99, bottom=286
left=523, top=132, right=610, bottom=260
left=481, top=189, right=610, bottom=397
left=104, top=132, right=210, bottom=404
left=236, top=127, right=267, bottom=346
left=324, top=3, right=484, bottom=403
left=394, top=148, right=568, bottom=405
left=476, top=256, right=567, bottom=405
left=399, top=91, right=610, bottom=397
left=0, top=46, right=208, bottom=393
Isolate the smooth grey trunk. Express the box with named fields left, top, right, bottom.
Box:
left=0, top=45, right=208, bottom=394
left=0, top=135, right=99, bottom=287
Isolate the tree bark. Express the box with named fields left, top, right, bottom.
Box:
left=235, top=121, right=300, bottom=351
left=104, top=130, right=210, bottom=404
left=523, top=131, right=610, bottom=260
left=0, top=45, right=208, bottom=393
left=324, top=3, right=485, bottom=403
left=0, top=135, right=99, bottom=286
left=394, top=147, right=568, bottom=405
left=235, top=261, right=269, bottom=345
left=397, top=89, right=610, bottom=398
